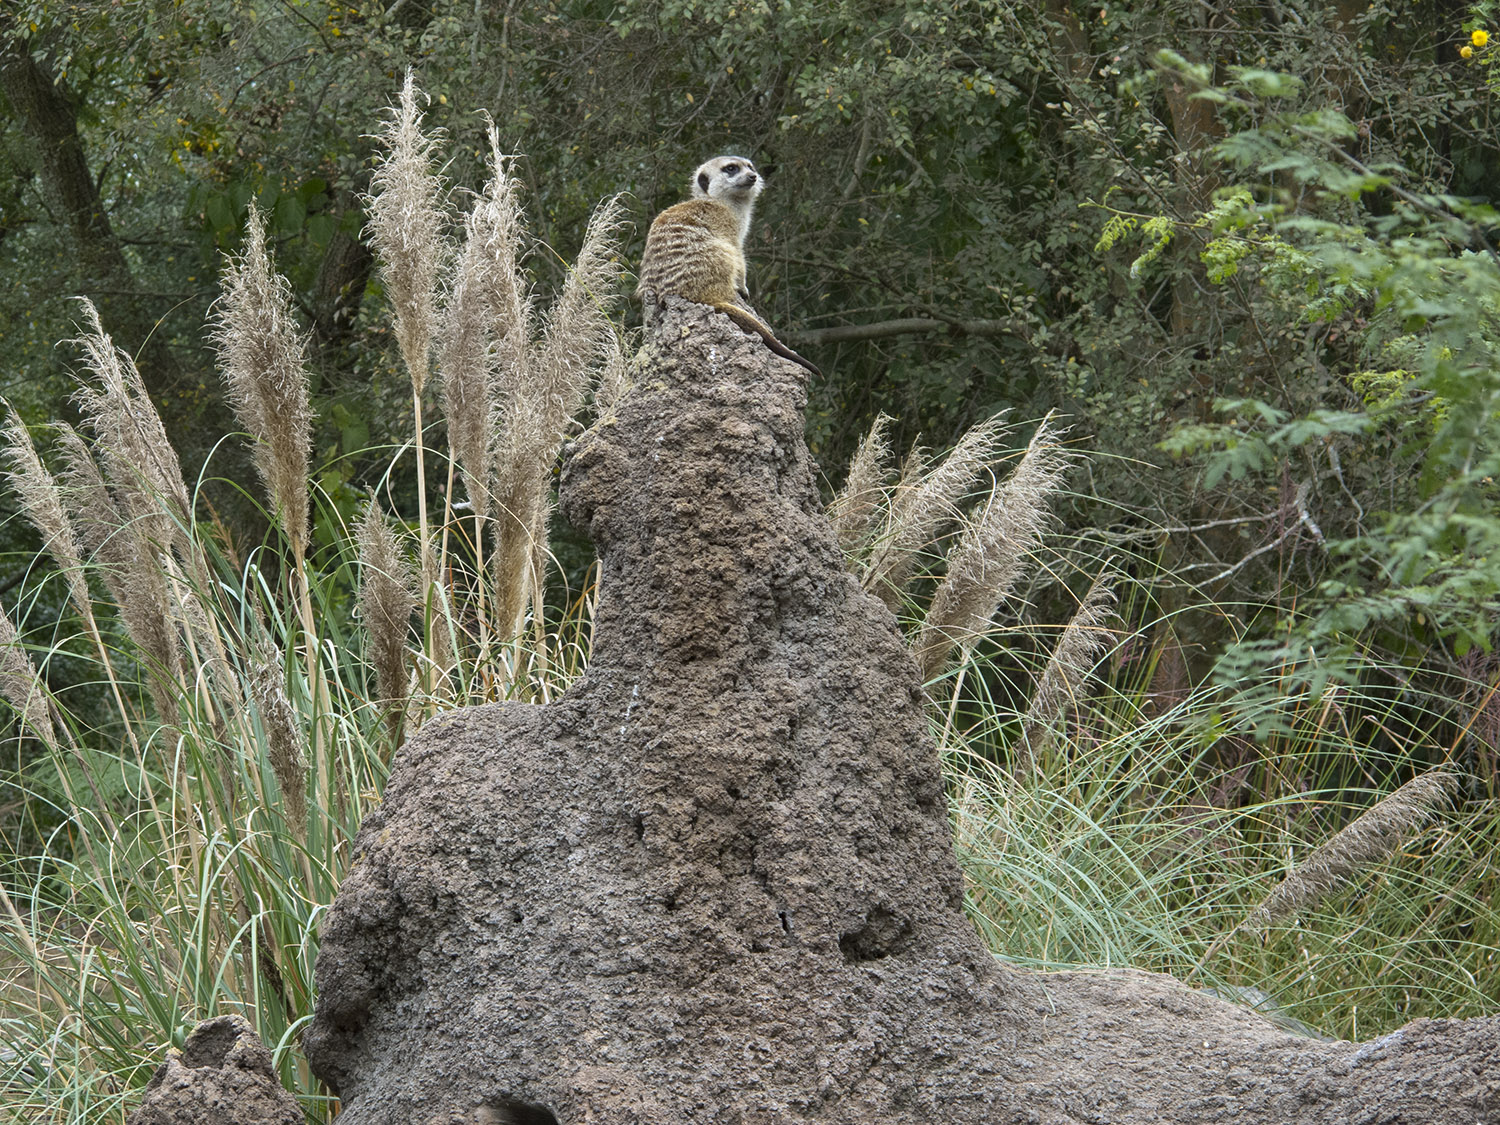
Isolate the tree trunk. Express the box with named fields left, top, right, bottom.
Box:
left=0, top=36, right=131, bottom=291
left=304, top=302, right=1500, bottom=1124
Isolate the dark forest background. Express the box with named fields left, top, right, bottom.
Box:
left=6, top=0, right=1499, bottom=713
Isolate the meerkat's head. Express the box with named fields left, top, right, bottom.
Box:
left=691, top=155, right=762, bottom=211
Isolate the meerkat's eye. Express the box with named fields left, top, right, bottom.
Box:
left=723, top=163, right=740, bottom=174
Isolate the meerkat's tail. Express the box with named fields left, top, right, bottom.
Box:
left=714, top=303, right=822, bottom=379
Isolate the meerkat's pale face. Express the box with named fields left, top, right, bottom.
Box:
left=691, top=156, right=762, bottom=208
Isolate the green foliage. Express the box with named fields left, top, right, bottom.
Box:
left=940, top=613, right=1500, bottom=1036
left=1142, top=63, right=1500, bottom=673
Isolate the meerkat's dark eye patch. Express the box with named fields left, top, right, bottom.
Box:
left=724, top=163, right=740, bottom=174
left=698, top=171, right=711, bottom=191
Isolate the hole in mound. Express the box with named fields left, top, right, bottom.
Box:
left=179, top=1019, right=240, bottom=1068
left=485, top=1096, right=561, bottom=1125
left=838, top=906, right=913, bottom=963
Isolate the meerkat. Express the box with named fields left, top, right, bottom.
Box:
left=638, top=156, right=821, bottom=378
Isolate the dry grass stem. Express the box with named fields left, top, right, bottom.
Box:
left=3, top=411, right=90, bottom=618
left=829, top=413, right=893, bottom=555
left=1240, top=770, right=1462, bottom=932
left=0, top=603, right=55, bottom=746
left=366, top=70, right=449, bottom=394
left=913, top=414, right=1073, bottom=679
left=212, top=202, right=313, bottom=555
left=357, top=501, right=418, bottom=734
left=864, top=412, right=1011, bottom=607
left=1017, top=569, right=1119, bottom=762
left=251, top=645, right=309, bottom=833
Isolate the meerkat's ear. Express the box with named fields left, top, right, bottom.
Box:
left=698, top=171, right=711, bottom=192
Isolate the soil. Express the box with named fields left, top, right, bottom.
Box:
left=302, top=301, right=1500, bottom=1124
left=126, top=1014, right=304, bottom=1125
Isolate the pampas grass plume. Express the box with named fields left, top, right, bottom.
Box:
left=251, top=645, right=309, bottom=833
left=864, top=412, right=1011, bottom=607
left=3, top=410, right=90, bottom=618
left=913, top=414, right=1073, bottom=678
left=439, top=125, right=532, bottom=521
left=357, top=501, right=418, bottom=733
left=0, top=603, right=55, bottom=746
left=212, top=202, right=313, bottom=556
left=1241, top=770, right=1462, bottom=931
left=367, top=70, right=448, bottom=395
left=536, top=192, right=628, bottom=437
left=1017, top=569, right=1118, bottom=762
left=829, top=413, right=893, bottom=555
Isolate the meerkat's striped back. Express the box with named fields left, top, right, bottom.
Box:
left=637, top=199, right=744, bottom=306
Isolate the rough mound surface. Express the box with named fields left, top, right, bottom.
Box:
left=127, top=1014, right=303, bottom=1125
left=305, top=301, right=1500, bottom=1124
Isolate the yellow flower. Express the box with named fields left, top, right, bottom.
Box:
left=1462, top=44, right=1474, bottom=57
left=1472, top=28, right=1489, bottom=47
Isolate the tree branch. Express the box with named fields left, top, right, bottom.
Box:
left=783, top=316, right=1022, bottom=347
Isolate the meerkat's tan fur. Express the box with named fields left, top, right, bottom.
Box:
left=638, top=156, right=820, bottom=377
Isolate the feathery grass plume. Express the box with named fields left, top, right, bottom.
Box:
left=114, top=539, right=187, bottom=727
left=52, top=421, right=119, bottom=561
left=1017, top=569, right=1119, bottom=762
left=357, top=500, right=418, bottom=735
left=250, top=644, right=308, bottom=833
left=54, top=420, right=186, bottom=726
left=68, top=300, right=191, bottom=539
left=491, top=395, right=551, bottom=643
left=367, top=71, right=451, bottom=635
left=0, top=603, right=55, bottom=746
left=829, top=412, right=893, bottom=555
left=594, top=330, right=632, bottom=415
left=535, top=192, right=628, bottom=439
left=366, top=70, right=449, bottom=395
left=439, top=127, right=531, bottom=523
left=863, top=411, right=1011, bottom=608
left=1239, top=770, right=1462, bottom=933
left=212, top=202, right=313, bottom=556
left=63, top=312, right=202, bottom=725
left=489, top=192, right=629, bottom=637
left=913, top=414, right=1073, bottom=679
left=3, top=411, right=89, bottom=618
